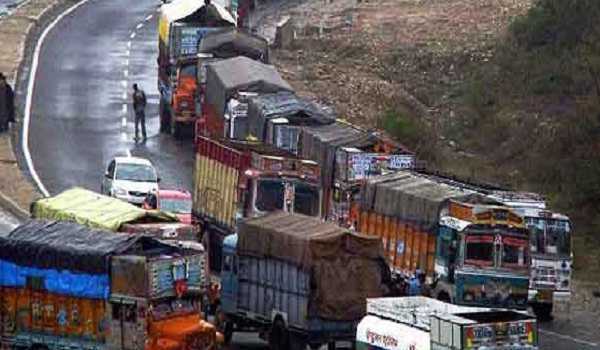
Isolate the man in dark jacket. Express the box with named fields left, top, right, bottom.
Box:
left=0, top=73, right=16, bottom=132
left=132, top=83, right=147, bottom=141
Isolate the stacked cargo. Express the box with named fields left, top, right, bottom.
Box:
left=219, top=212, right=390, bottom=349
left=0, top=220, right=216, bottom=350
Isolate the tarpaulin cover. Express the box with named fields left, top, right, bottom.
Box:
left=0, top=259, right=110, bottom=299
left=198, top=27, right=269, bottom=62
left=247, top=92, right=336, bottom=141
left=238, top=212, right=388, bottom=320
left=205, top=56, right=293, bottom=118
left=359, top=171, right=477, bottom=228
left=0, top=220, right=157, bottom=274
left=299, top=122, right=375, bottom=190
left=31, top=187, right=178, bottom=232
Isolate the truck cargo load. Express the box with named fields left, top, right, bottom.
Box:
left=201, top=56, right=293, bottom=139
left=193, top=136, right=321, bottom=272
left=198, top=27, right=269, bottom=62
left=31, top=187, right=197, bottom=241
left=356, top=297, right=538, bottom=350
left=0, top=220, right=216, bottom=350
left=219, top=212, right=391, bottom=348
left=356, top=171, right=531, bottom=309
left=246, top=91, right=336, bottom=153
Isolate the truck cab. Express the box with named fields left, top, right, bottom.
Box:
left=171, top=58, right=199, bottom=137
left=434, top=201, right=530, bottom=309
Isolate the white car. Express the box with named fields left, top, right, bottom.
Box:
left=101, top=156, right=160, bottom=205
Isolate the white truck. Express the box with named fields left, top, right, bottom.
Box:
left=356, top=297, right=538, bottom=350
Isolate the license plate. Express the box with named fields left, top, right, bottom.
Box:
left=537, top=290, right=553, bottom=301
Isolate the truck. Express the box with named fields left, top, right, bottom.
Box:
left=198, top=56, right=293, bottom=140
left=218, top=212, right=392, bottom=349
left=357, top=297, right=538, bottom=350
left=298, top=121, right=415, bottom=223
left=485, top=191, right=572, bottom=319
left=30, top=187, right=198, bottom=241
left=158, top=0, right=235, bottom=135
left=0, top=220, right=218, bottom=350
left=356, top=171, right=531, bottom=309
left=193, top=135, right=322, bottom=274
left=195, top=27, right=270, bottom=137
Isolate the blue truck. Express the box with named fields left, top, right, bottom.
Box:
left=216, top=212, right=392, bottom=349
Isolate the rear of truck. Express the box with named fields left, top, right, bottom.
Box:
left=220, top=212, right=390, bottom=349
left=357, top=297, right=538, bottom=350
left=193, top=136, right=322, bottom=274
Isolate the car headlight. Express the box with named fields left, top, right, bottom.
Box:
left=113, top=187, right=128, bottom=196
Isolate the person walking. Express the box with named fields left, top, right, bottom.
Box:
left=132, top=83, right=147, bottom=142
left=0, top=73, right=16, bottom=132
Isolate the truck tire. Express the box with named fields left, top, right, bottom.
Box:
left=289, top=333, right=307, bottom=350
left=173, top=121, right=184, bottom=139
left=532, top=303, right=553, bottom=321
left=327, top=341, right=336, bottom=350
left=269, top=318, right=289, bottom=350
left=159, top=99, right=170, bottom=133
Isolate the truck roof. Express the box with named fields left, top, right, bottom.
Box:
left=198, top=28, right=269, bottom=62
left=366, top=297, right=532, bottom=332
left=0, top=220, right=183, bottom=274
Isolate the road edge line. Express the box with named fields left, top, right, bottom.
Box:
left=22, top=0, right=92, bottom=198
left=539, top=328, right=599, bottom=347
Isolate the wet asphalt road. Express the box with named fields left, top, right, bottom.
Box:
left=24, top=0, right=600, bottom=348
left=28, top=0, right=195, bottom=195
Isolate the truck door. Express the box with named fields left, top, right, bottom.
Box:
left=111, top=301, right=143, bottom=350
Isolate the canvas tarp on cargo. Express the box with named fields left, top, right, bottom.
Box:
left=360, top=171, right=476, bottom=228
left=238, top=212, right=388, bottom=321
left=198, top=27, right=269, bottom=62
left=205, top=56, right=293, bottom=118
left=0, top=220, right=168, bottom=274
left=299, top=122, right=374, bottom=190
left=31, top=187, right=177, bottom=232
left=247, top=92, right=336, bottom=142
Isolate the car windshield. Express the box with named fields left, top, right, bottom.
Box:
left=255, top=179, right=284, bottom=212
left=294, top=183, right=320, bottom=217
left=464, top=235, right=494, bottom=267
left=526, top=217, right=571, bottom=256
left=160, top=197, right=192, bottom=213
left=115, top=163, right=157, bottom=182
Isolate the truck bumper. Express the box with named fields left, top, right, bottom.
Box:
left=528, top=289, right=571, bottom=304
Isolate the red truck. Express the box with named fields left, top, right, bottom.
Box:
left=193, top=135, right=322, bottom=274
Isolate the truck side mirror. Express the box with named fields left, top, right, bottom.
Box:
left=104, top=171, right=110, bottom=178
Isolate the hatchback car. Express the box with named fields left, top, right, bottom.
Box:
left=101, top=156, right=160, bottom=205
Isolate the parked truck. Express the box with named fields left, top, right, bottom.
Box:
left=193, top=135, right=321, bottom=274
left=357, top=296, right=538, bottom=350
left=158, top=0, right=235, bottom=135
left=485, top=191, right=572, bottom=319
left=218, top=212, right=392, bottom=349
left=30, top=187, right=198, bottom=241
left=298, top=121, right=416, bottom=223
left=197, top=56, right=293, bottom=140
left=0, top=220, right=217, bottom=350
left=356, top=171, right=531, bottom=309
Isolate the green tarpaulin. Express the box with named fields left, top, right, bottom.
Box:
left=31, top=187, right=177, bottom=232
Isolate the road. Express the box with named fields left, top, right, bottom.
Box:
left=22, top=0, right=600, bottom=348
left=0, top=209, right=20, bottom=236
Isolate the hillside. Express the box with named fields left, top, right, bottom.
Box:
left=271, top=0, right=600, bottom=280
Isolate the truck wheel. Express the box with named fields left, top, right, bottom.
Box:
left=327, top=341, right=336, bottom=350
left=173, top=121, right=184, bottom=139
left=159, top=100, right=170, bottom=133
left=269, top=318, right=289, bottom=350
left=223, top=319, right=234, bottom=345
left=289, top=333, right=307, bottom=350
left=532, top=303, right=553, bottom=321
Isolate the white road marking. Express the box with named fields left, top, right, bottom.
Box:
left=136, top=23, right=143, bottom=29
left=145, top=14, right=153, bottom=21
left=125, top=58, right=129, bottom=66
left=122, top=103, right=127, bottom=115
left=130, top=32, right=136, bottom=39
left=121, top=80, right=127, bottom=88
left=121, top=118, right=127, bottom=127
left=127, top=41, right=131, bottom=49
left=539, top=329, right=599, bottom=347
left=123, top=69, right=128, bottom=78
left=120, top=132, right=128, bottom=141
left=122, top=91, right=127, bottom=100
left=125, top=49, right=130, bottom=57
left=125, top=149, right=132, bottom=157
left=23, top=0, right=92, bottom=198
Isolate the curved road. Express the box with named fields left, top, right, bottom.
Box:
left=24, top=0, right=600, bottom=348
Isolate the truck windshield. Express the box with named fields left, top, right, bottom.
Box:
left=294, top=183, right=320, bottom=217
left=526, top=218, right=571, bottom=256
left=256, top=179, right=284, bottom=212
left=464, top=235, right=494, bottom=267
left=179, top=64, right=197, bottom=78
left=502, top=237, right=528, bottom=270
left=160, top=198, right=192, bottom=213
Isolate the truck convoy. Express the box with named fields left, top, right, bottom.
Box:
left=218, top=212, right=391, bottom=349
left=158, top=0, right=235, bottom=135
left=30, top=187, right=198, bottom=241
left=193, top=135, right=321, bottom=273
left=0, top=220, right=217, bottom=350
left=355, top=171, right=531, bottom=309
left=357, top=297, right=538, bottom=350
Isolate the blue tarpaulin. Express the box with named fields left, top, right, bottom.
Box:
left=0, top=259, right=109, bottom=299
